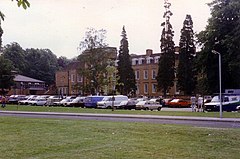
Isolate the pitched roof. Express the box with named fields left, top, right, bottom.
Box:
left=14, top=75, right=45, bottom=83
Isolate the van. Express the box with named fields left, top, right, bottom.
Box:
left=84, top=96, right=105, bottom=108
left=205, top=95, right=240, bottom=112
left=97, top=95, right=128, bottom=109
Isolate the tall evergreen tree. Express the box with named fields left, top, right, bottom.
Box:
left=177, top=14, right=196, bottom=95
left=0, top=20, right=3, bottom=53
left=156, top=0, right=175, bottom=97
left=117, top=26, right=136, bottom=95
left=196, top=0, right=240, bottom=94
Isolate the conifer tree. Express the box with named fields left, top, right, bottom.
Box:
left=117, top=26, right=136, bottom=95
left=177, top=14, right=196, bottom=95
left=156, top=0, right=175, bottom=97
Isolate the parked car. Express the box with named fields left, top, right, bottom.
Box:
left=45, top=95, right=62, bottom=106
left=205, top=95, right=240, bottom=112
left=97, top=95, right=128, bottom=109
left=66, top=97, right=85, bottom=107
left=237, top=105, right=240, bottom=112
left=162, top=98, right=173, bottom=107
left=18, top=95, right=37, bottom=105
left=135, top=100, right=162, bottom=111
left=168, top=99, right=191, bottom=108
left=53, top=96, right=76, bottom=106
left=84, top=96, right=105, bottom=108
left=121, top=99, right=138, bottom=110
left=30, top=98, right=47, bottom=106
left=8, top=95, right=26, bottom=104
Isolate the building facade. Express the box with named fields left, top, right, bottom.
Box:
left=8, top=74, right=46, bottom=95
left=131, top=49, right=179, bottom=97
left=55, top=47, right=117, bottom=96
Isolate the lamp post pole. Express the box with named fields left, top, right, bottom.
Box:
left=212, top=50, right=222, bottom=118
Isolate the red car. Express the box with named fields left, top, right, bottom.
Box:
left=168, top=99, right=191, bottom=108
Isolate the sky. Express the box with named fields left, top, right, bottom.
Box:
left=1, top=0, right=212, bottom=59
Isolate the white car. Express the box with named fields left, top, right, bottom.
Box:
left=97, top=95, right=128, bottom=109
left=136, top=100, right=162, bottom=111
left=30, top=98, right=47, bottom=106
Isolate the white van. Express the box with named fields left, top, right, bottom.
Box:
left=97, top=95, right=128, bottom=109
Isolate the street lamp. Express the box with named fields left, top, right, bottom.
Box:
left=212, top=50, right=222, bottom=118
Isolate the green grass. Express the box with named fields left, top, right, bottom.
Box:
left=1, top=104, right=240, bottom=118
left=0, top=116, right=239, bottom=159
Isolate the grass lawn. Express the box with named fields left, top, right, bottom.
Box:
left=1, top=104, right=240, bottom=118
left=0, top=116, right=239, bottom=159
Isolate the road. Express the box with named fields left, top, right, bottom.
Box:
left=1, top=111, right=240, bottom=129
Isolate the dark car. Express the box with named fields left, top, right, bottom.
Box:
left=121, top=99, right=137, bottom=110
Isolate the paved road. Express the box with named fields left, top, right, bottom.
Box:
left=1, top=111, right=240, bottom=128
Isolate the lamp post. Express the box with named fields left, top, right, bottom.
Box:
left=212, top=50, right=222, bottom=118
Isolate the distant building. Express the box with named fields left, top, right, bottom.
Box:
left=8, top=74, right=46, bottom=95
left=131, top=49, right=179, bottom=97
left=55, top=47, right=117, bottom=96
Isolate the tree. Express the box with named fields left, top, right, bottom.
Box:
left=116, top=26, right=136, bottom=95
left=25, top=48, right=58, bottom=85
left=0, top=20, right=3, bottom=53
left=3, top=42, right=27, bottom=74
left=196, top=0, right=240, bottom=94
left=177, top=14, right=196, bottom=95
left=0, top=56, right=14, bottom=95
left=57, top=56, right=71, bottom=70
left=78, top=28, right=114, bottom=95
left=156, top=0, right=175, bottom=97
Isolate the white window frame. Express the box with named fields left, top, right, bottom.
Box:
left=135, top=70, right=140, bottom=80
left=144, top=83, right=148, bottom=94
left=71, top=74, right=75, bottom=82
left=152, top=70, right=156, bottom=79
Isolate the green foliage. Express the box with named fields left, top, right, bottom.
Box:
left=3, top=43, right=59, bottom=85
left=3, top=42, right=27, bottom=74
left=57, top=56, right=71, bottom=70
left=117, top=26, right=136, bottom=95
left=0, top=56, right=14, bottom=95
left=196, top=0, right=240, bottom=94
left=78, top=28, right=111, bottom=95
left=0, top=20, right=3, bottom=51
left=177, top=15, right=196, bottom=95
left=156, top=1, right=175, bottom=97
left=15, top=0, right=30, bottom=9
left=24, top=48, right=58, bottom=85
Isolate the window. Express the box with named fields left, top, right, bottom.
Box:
left=152, top=84, right=157, bottom=93
left=144, top=83, right=148, bottom=94
left=135, top=70, right=140, bottom=80
left=152, top=70, right=156, bottom=79
left=71, top=74, right=75, bottom=82
left=136, top=85, right=139, bottom=95
left=144, top=70, right=148, bottom=79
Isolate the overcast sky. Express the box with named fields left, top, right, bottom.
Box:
left=1, top=0, right=212, bottom=58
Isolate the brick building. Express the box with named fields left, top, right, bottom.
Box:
left=131, top=49, right=179, bottom=97
left=8, top=74, right=46, bottom=95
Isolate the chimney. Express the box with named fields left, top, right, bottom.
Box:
left=146, top=49, right=153, bottom=56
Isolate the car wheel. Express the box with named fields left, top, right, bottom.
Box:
left=145, top=107, right=149, bottom=110
left=157, top=107, right=162, bottom=111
